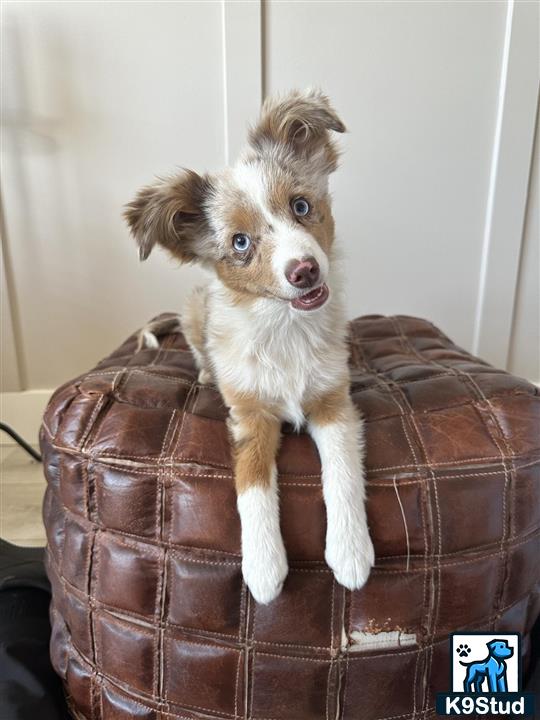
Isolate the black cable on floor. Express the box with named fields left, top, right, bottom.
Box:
left=0, top=422, right=42, bottom=462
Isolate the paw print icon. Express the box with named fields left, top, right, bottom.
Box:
left=456, top=644, right=471, bottom=658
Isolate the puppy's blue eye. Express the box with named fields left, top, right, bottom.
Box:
left=292, top=197, right=310, bottom=217
left=232, top=233, right=251, bottom=252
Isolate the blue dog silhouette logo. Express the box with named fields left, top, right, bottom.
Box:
left=436, top=632, right=535, bottom=716
left=458, top=638, right=514, bottom=692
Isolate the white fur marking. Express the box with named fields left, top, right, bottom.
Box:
left=232, top=163, right=270, bottom=215
left=270, top=218, right=330, bottom=295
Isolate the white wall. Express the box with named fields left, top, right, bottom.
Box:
left=1, top=0, right=539, bottom=396
left=508, top=99, right=539, bottom=384
left=1, top=230, right=21, bottom=390
left=1, top=1, right=223, bottom=390
left=266, top=0, right=506, bottom=348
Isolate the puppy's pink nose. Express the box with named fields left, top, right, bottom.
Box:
left=285, top=257, right=320, bottom=288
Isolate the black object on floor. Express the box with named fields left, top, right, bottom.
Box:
left=0, top=423, right=42, bottom=462
left=0, top=540, right=69, bottom=720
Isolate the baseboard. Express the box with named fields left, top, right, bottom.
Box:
left=0, top=390, right=54, bottom=446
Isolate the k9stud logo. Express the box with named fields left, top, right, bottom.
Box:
left=451, top=633, right=519, bottom=693
left=436, top=632, right=535, bottom=716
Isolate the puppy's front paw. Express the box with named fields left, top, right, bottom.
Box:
left=325, top=524, right=375, bottom=591
left=242, top=541, right=288, bottom=604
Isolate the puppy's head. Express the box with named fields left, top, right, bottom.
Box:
left=124, top=89, right=345, bottom=311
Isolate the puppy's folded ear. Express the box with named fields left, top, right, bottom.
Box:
left=249, top=89, right=345, bottom=171
left=124, top=170, right=214, bottom=262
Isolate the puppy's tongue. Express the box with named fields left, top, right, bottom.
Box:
left=291, top=283, right=329, bottom=311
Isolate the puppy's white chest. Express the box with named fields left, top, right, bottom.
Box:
left=211, top=315, right=327, bottom=414
left=207, top=289, right=348, bottom=426
left=219, top=323, right=315, bottom=394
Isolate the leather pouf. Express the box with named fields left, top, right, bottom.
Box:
left=41, top=314, right=540, bottom=720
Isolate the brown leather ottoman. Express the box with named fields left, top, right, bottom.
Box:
left=41, top=314, right=540, bottom=720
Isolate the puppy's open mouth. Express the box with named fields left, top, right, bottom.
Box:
left=291, top=283, right=329, bottom=311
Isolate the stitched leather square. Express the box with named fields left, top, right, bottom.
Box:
left=40, top=314, right=540, bottom=720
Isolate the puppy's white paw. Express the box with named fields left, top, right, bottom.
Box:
left=326, top=524, right=374, bottom=591
left=242, top=541, right=288, bottom=604
left=238, top=484, right=288, bottom=603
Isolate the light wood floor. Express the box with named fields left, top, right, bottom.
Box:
left=1, top=444, right=47, bottom=546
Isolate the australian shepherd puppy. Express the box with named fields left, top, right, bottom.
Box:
left=124, top=89, right=374, bottom=604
